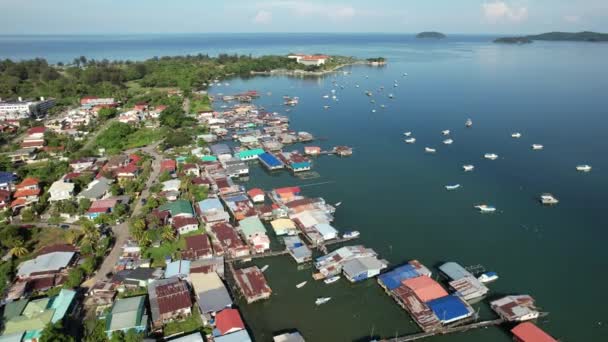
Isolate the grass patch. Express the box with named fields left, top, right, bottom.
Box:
left=143, top=238, right=185, bottom=267
left=163, top=306, right=204, bottom=337
left=190, top=96, right=212, bottom=113
left=126, top=128, right=166, bottom=149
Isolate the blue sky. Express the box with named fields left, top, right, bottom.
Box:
left=1, top=0, right=606, bottom=34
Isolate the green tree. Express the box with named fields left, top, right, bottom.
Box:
left=9, top=239, right=28, bottom=257
left=64, top=268, right=84, bottom=288
left=20, top=208, right=36, bottom=222
left=40, top=321, right=75, bottom=342
left=161, top=225, right=176, bottom=241
left=78, top=198, right=92, bottom=214
left=80, top=256, right=97, bottom=275
left=84, top=319, right=109, bottom=342
left=97, top=107, right=117, bottom=120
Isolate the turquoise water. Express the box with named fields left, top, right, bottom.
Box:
left=4, top=34, right=608, bottom=341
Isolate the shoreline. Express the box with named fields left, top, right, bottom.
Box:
left=250, top=61, right=368, bottom=76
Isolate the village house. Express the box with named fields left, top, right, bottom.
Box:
left=197, top=198, right=230, bottom=226
left=214, top=308, right=246, bottom=337
left=172, top=216, right=200, bottom=235
left=8, top=148, right=37, bottom=164
left=77, top=177, right=111, bottom=201
left=238, top=216, right=270, bottom=253
left=104, top=295, right=148, bottom=337
left=159, top=199, right=194, bottom=219
left=189, top=272, right=232, bottom=320
left=181, top=163, right=200, bottom=177
left=69, top=157, right=96, bottom=172
left=0, top=189, right=11, bottom=210
left=233, top=266, right=272, bottom=303
left=164, top=260, right=191, bottom=279
left=48, top=178, right=75, bottom=202
left=11, top=177, right=40, bottom=210
left=160, top=159, right=177, bottom=174
left=21, top=126, right=46, bottom=149
left=181, top=234, right=213, bottom=260
left=247, top=188, right=265, bottom=203
left=86, top=198, right=117, bottom=219
left=148, top=278, right=193, bottom=330
left=16, top=250, right=76, bottom=282
left=208, top=222, right=250, bottom=258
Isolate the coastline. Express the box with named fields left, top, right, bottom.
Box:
left=250, top=60, right=367, bottom=76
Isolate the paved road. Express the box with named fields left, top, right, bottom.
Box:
left=82, top=142, right=162, bottom=287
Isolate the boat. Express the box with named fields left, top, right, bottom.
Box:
left=388, top=93, right=394, bottom=98
left=540, top=193, right=559, bottom=205
left=335, top=202, right=342, bottom=207
left=465, top=118, right=473, bottom=127
left=474, top=204, right=496, bottom=213
left=443, top=139, right=453, bottom=145
left=425, top=147, right=436, bottom=153
left=403, top=132, right=412, bottom=137
left=403, top=72, right=408, bottom=76
left=324, top=276, right=340, bottom=284
left=478, top=272, right=499, bottom=283
left=531, top=144, right=544, bottom=150
left=484, top=153, right=498, bottom=160
left=445, top=184, right=461, bottom=191
left=296, top=281, right=307, bottom=289
left=442, top=130, right=450, bottom=136
left=511, top=132, right=522, bottom=138
left=372, top=109, right=377, bottom=113
left=576, top=164, right=592, bottom=172
left=323, top=95, right=329, bottom=99
left=342, top=231, right=360, bottom=239
left=323, top=105, right=330, bottom=109
left=261, top=265, right=269, bottom=272
left=315, top=297, right=332, bottom=305
left=365, top=91, right=373, bottom=96
left=463, top=165, right=475, bottom=172
left=405, top=138, right=416, bottom=144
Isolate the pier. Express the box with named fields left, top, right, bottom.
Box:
left=226, top=249, right=289, bottom=263
left=384, top=318, right=505, bottom=342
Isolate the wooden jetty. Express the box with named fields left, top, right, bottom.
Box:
left=383, top=318, right=505, bottom=342
left=226, top=249, right=289, bottom=263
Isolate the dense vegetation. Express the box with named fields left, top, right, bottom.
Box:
left=495, top=31, right=608, bottom=44
left=416, top=31, right=446, bottom=39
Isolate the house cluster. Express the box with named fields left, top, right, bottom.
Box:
left=118, top=101, right=167, bottom=125
left=0, top=173, right=41, bottom=213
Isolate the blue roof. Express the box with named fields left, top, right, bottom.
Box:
left=291, top=161, right=311, bottom=168
left=198, top=198, right=224, bottom=212
left=214, top=330, right=252, bottom=342
left=258, top=152, right=283, bottom=167
left=165, top=260, right=191, bottom=278
left=0, top=172, right=16, bottom=184
left=378, top=264, right=420, bottom=290
left=427, top=295, right=471, bottom=323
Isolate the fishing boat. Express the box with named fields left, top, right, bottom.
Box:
left=315, top=297, right=332, bottom=305
left=296, top=281, right=307, bottom=288
left=478, top=272, right=499, bottom=283
left=324, top=276, right=340, bottom=284
left=261, top=265, right=269, bottom=272
left=484, top=153, right=498, bottom=160
left=323, top=105, right=330, bottom=109
left=323, top=95, right=329, bottom=99
left=403, top=132, right=412, bottom=137
left=443, top=139, right=453, bottom=145
left=475, top=204, right=496, bottom=213
left=463, top=164, right=475, bottom=172
left=405, top=138, right=416, bottom=144
left=365, top=91, right=373, bottom=96
left=576, top=165, right=592, bottom=172
left=511, top=132, right=522, bottom=138
left=425, top=147, right=436, bottom=153
left=465, top=118, right=473, bottom=127
left=442, top=130, right=450, bottom=136
left=445, top=184, right=461, bottom=191
left=342, top=231, right=360, bottom=239
left=335, top=202, right=342, bottom=207
left=531, top=144, right=544, bottom=150
left=540, top=193, right=559, bottom=205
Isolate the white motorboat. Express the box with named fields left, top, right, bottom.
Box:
left=405, top=138, right=416, bottom=144
left=261, top=265, right=269, bottom=272
left=511, top=132, right=522, bottom=138
left=540, top=193, right=559, bottom=205
left=371, top=109, right=376, bottom=113
left=442, top=130, right=450, bottom=136
left=323, top=95, right=329, bottom=99
left=465, top=118, right=473, bottom=127
left=484, top=153, right=498, bottom=160
left=474, top=204, right=496, bottom=213
left=445, top=184, right=461, bottom=191
left=478, top=272, right=499, bottom=283
left=443, top=139, right=453, bottom=145
left=388, top=93, right=394, bottom=99
left=296, top=281, right=307, bottom=289
left=403, top=132, right=412, bottom=137
left=403, top=72, right=408, bottom=76
left=425, top=147, right=436, bottom=153
left=463, top=164, right=475, bottom=172
left=324, top=276, right=340, bottom=284
left=342, top=231, right=360, bottom=239
left=531, top=144, right=544, bottom=150
left=323, top=105, right=330, bottom=109
left=576, top=165, right=592, bottom=172
left=315, top=297, right=332, bottom=305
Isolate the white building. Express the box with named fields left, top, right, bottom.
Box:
left=48, top=180, right=75, bottom=202
left=0, top=97, right=55, bottom=120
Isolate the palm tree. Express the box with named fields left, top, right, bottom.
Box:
left=161, top=225, right=176, bottom=241
left=81, top=223, right=101, bottom=249
left=10, top=240, right=28, bottom=257
left=139, top=230, right=152, bottom=248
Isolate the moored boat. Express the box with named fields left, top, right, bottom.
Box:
left=474, top=204, right=496, bottom=213
left=315, top=297, right=332, bottom=305
left=465, top=118, right=473, bottom=127
left=442, top=130, right=450, bottom=136
left=342, top=231, right=360, bottom=239
left=296, top=281, right=307, bottom=288
left=540, top=193, right=559, bottom=205
left=531, top=144, right=544, bottom=150
left=576, top=164, right=592, bottom=172
left=324, top=276, right=340, bottom=284
left=425, top=147, right=436, bottom=153
left=443, top=139, right=453, bottom=145
left=463, top=164, right=475, bottom=172
left=484, top=153, right=498, bottom=160
left=445, top=184, right=461, bottom=191
left=511, top=132, right=522, bottom=138
left=403, top=132, right=412, bottom=137
left=261, top=265, right=269, bottom=272
left=478, top=271, right=499, bottom=283
left=405, top=138, right=416, bottom=144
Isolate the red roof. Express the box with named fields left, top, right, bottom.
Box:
left=233, top=266, right=271, bottom=300
left=116, top=163, right=139, bottom=175
left=21, top=140, right=44, bottom=148
left=0, top=189, right=10, bottom=199
left=185, top=234, right=211, bottom=251
left=172, top=216, right=199, bottom=229
left=10, top=198, right=27, bottom=208
left=27, top=126, right=46, bottom=135
left=64, top=172, right=81, bottom=180
left=402, top=276, right=448, bottom=302
left=215, top=309, right=245, bottom=335
left=247, top=188, right=264, bottom=197
left=511, top=322, right=556, bottom=342
left=275, top=186, right=301, bottom=195
left=16, top=177, right=39, bottom=189
left=90, top=199, right=118, bottom=210
left=37, top=243, right=77, bottom=256
left=129, top=154, right=142, bottom=163
left=154, top=280, right=192, bottom=315
left=161, top=160, right=177, bottom=172
left=13, top=188, right=40, bottom=198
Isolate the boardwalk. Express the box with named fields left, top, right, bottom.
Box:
left=226, top=249, right=289, bottom=263
left=385, top=318, right=505, bottom=342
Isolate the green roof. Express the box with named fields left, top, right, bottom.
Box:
left=237, top=149, right=265, bottom=159
left=158, top=199, right=194, bottom=217
left=106, top=295, right=146, bottom=333
left=2, top=299, right=28, bottom=321
left=22, top=298, right=50, bottom=318
left=201, top=155, right=218, bottom=162
left=0, top=332, right=25, bottom=342
left=2, top=309, right=53, bottom=336
left=49, top=289, right=76, bottom=323
left=238, top=216, right=267, bottom=237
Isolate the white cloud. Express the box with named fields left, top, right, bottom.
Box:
left=255, top=1, right=357, bottom=21
left=563, top=15, right=581, bottom=23
left=253, top=10, right=272, bottom=24
left=482, top=1, right=528, bottom=22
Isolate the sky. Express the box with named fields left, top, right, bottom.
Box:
left=0, top=0, right=607, bottom=35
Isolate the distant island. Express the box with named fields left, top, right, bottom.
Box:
left=416, top=32, right=446, bottom=39
left=494, top=31, right=608, bottom=44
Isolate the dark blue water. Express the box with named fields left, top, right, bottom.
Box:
left=3, top=34, right=607, bottom=341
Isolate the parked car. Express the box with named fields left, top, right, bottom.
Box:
left=60, top=224, right=70, bottom=229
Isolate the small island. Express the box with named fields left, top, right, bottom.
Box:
left=366, top=57, right=387, bottom=66
left=416, top=31, right=446, bottom=39
left=495, top=31, right=608, bottom=44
